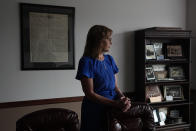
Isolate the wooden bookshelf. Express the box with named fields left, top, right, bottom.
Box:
left=135, top=27, right=192, bottom=130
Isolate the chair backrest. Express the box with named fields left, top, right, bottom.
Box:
left=16, top=108, right=79, bottom=131
left=107, top=104, right=155, bottom=131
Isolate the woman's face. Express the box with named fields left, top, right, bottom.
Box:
left=100, top=34, right=112, bottom=53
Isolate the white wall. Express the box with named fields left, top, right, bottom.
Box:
left=0, top=0, right=187, bottom=103
left=187, top=0, right=196, bottom=90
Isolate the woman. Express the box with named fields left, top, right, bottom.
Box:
left=76, top=25, right=131, bottom=131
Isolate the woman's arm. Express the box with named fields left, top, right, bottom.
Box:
left=81, top=76, right=124, bottom=109
left=114, top=74, right=124, bottom=98
left=114, top=74, right=131, bottom=111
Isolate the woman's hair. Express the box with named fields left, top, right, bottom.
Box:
left=83, top=25, right=113, bottom=58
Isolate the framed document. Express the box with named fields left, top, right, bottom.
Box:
left=20, top=3, right=75, bottom=70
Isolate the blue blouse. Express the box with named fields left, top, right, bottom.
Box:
left=76, top=54, right=119, bottom=100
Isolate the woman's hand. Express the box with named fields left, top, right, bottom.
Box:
left=120, top=96, right=131, bottom=112
left=116, top=96, right=131, bottom=112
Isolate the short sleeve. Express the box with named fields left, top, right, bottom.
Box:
left=108, top=55, right=119, bottom=74
left=75, top=57, right=94, bottom=80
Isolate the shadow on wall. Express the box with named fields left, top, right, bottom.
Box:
left=191, top=33, right=196, bottom=91
left=190, top=31, right=196, bottom=130
left=112, top=31, right=135, bottom=92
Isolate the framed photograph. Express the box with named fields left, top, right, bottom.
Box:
left=154, top=71, right=167, bottom=80
left=158, top=107, right=167, bottom=126
left=169, top=109, right=180, bottom=118
left=146, top=66, right=155, bottom=80
left=146, top=85, right=163, bottom=100
left=152, top=64, right=167, bottom=80
left=168, top=109, right=183, bottom=124
left=166, top=45, right=183, bottom=58
left=169, top=66, right=184, bottom=80
left=153, top=42, right=164, bottom=60
left=20, top=3, right=75, bottom=70
left=153, top=108, right=168, bottom=124
left=163, top=85, right=184, bottom=100
left=146, top=45, right=156, bottom=60
left=153, top=109, right=159, bottom=123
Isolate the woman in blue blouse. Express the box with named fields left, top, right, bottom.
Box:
left=76, top=25, right=131, bottom=131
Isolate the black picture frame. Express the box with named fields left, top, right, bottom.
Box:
left=165, top=44, right=184, bottom=59
left=20, top=3, right=75, bottom=70
left=145, top=44, right=156, bottom=60
left=168, top=66, right=185, bottom=80
left=163, top=85, right=184, bottom=100
left=145, top=66, right=155, bottom=80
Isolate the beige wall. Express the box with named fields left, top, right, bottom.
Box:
left=0, top=102, right=82, bottom=131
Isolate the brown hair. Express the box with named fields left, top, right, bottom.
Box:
left=83, top=25, right=113, bottom=58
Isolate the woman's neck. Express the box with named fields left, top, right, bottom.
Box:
left=97, top=54, right=104, bottom=61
